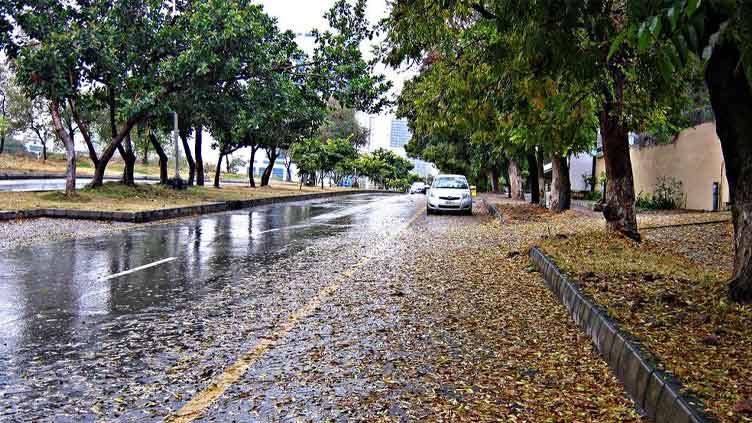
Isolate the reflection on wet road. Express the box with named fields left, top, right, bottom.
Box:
left=0, top=193, right=421, bottom=421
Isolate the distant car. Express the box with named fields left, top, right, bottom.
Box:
left=409, top=182, right=426, bottom=194
left=426, top=174, right=472, bottom=215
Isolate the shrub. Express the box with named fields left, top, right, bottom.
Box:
left=636, top=177, right=684, bottom=210
left=582, top=190, right=602, bottom=202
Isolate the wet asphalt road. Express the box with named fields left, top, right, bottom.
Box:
left=0, top=195, right=643, bottom=422
left=0, top=193, right=425, bottom=421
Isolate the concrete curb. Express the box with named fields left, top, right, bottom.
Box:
left=0, top=190, right=393, bottom=223
left=529, top=247, right=716, bottom=423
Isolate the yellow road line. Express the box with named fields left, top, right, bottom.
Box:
left=165, top=204, right=423, bottom=423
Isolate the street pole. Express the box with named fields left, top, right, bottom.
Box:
left=173, top=111, right=181, bottom=179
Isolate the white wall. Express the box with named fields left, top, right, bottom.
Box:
left=569, top=153, right=594, bottom=192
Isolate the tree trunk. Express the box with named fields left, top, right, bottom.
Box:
left=148, top=131, right=168, bottom=184
left=260, top=148, right=279, bottom=187
left=180, top=131, right=195, bottom=185
left=489, top=168, right=500, bottom=192
left=225, top=155, right=230, bottom=173
left=528, top=152, right=540, bottom=205
left=536, top=148, right=546, bottom=207
left=599, top=67, right=640, bottom=241
left=49, top=102, right=76, bottom=195
left=590, top=155, right=597, bottom=193
left=214, top=152, right=224, bottom=188
left=195, top=126, right=204, bottom=186
left=248, top=145, right=260, bottom=188
left=508, top=159, right=524, bottom=200
left=120, top=133, right=136, bottom=186
left=41, top=140, right=47, bottom=161
left=550, top=155, right=571, bottom=213
left=142, top=140, right=149, bottom=165
left=283, top=151, right=293, bottom=182
left=706, top=41, right=752, bottom=303
left=1, top=135, right=5, bottom=154
left=88, top=119, right=141, bottom=187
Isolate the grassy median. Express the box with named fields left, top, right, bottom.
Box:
left=0, top=154, right=247, bottom=181
left=1, top=181, right=347, bottom=212
left=538, top=221, right=751, bottom=422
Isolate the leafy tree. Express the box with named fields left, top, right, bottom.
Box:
left=291, top=138, right=326, bottom=189
left=324, top=137, right=358, bottom=186
left=8, top=0, right=293, bottom=193
left=318, top=99, right=370, bottom=148
left=353, top=153, right=386, bottom=187
left=625, top=0, right=752, bottom=301
left=204, top=82, right=248, bottom=188
left=256, top=77, right=325, bottom=188
left=383, top=0, right=691, bottom=236
left=290, top=138, right=357, bottom=189
left=5, top=74, right=54, bottom=161
left=370, top=148, right=414, bottom=190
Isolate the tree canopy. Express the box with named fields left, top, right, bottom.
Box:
left=2, top=0, right=389, bottom=193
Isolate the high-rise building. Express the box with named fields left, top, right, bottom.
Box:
left=389, top=119, right=411, bottom=149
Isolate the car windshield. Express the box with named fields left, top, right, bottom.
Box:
left=433, top=177, right=468, bottom=189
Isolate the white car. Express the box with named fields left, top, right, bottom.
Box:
left=426, top=174, right=472, bottom=215
left=409, top=182, right=426, bottom=194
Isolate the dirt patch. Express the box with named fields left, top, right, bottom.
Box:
left=494, top=203, right=552, bottom=222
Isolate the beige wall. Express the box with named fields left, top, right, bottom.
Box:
left=595, top=122, right=729, bottom=211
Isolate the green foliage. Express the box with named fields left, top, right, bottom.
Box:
left=582, top=190, right=603, bottom=202
left=353, top=148, right=414, bottom=190
left=629, top=0, right=751, bottom=90
left=317, top=99, right=370, bottom=148
left=635, top=176, right=684, bottom=210
left=3, top=0, right=389, bottom=190
left=382, top=0, right=698, bottom=195
left=226, top=157, right=247, bottom=174
left=291, top=138, right=327, bottom=178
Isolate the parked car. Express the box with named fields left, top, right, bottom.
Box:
left=409, top=181, right=426, bottom=194
left=426, top=174, right=472, bottom=215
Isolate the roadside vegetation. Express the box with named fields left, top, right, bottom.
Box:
left=0, top=153, right=247, bottom=181
left=539, top=224, right=751, bottom=422
left=3, top=182, right=343, bottom=213
left=0, top=1, right=428, bottom=218
left=0, top=0, right=391, bottom=193
left=480, top=196, right=747, bottom=419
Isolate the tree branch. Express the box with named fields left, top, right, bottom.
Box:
left=471, top=3, right=498, bottom=20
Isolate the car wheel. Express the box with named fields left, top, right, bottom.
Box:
left=426, top=207, right=433, bottom=215
left=465, top=208, right=473, bottom=216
